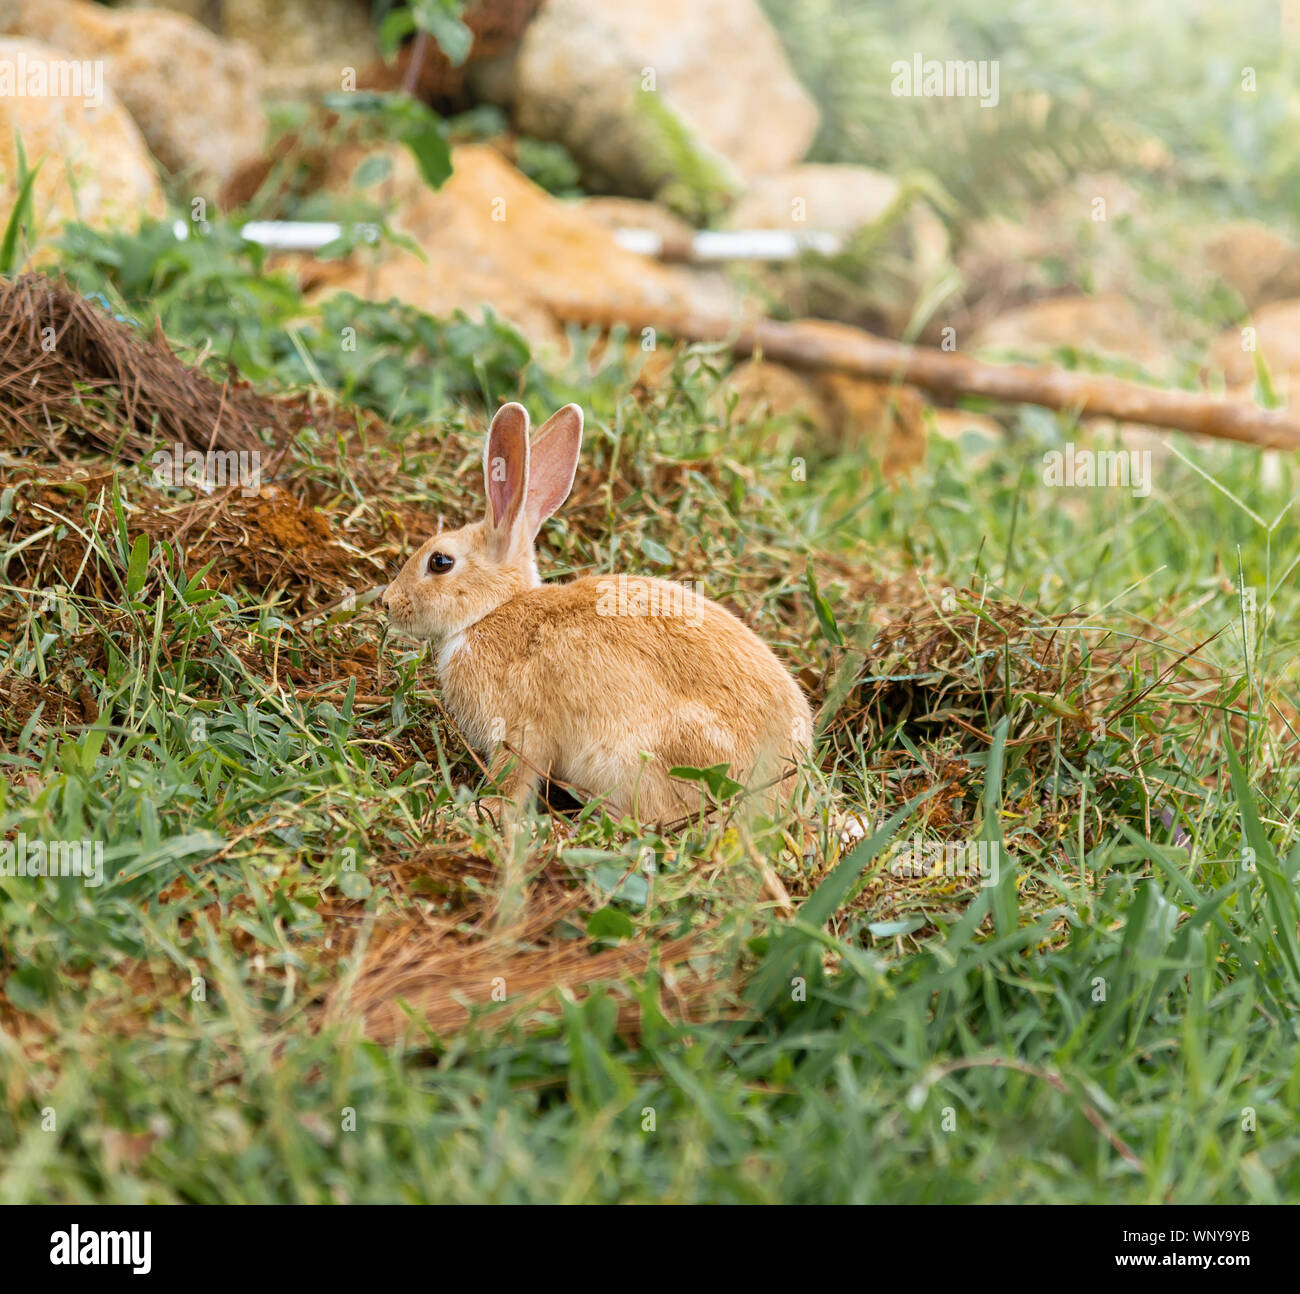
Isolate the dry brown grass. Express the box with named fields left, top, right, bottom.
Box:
left=0, top=274, right=276, bottom=458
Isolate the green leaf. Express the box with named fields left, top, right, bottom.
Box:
left=322, top=90, right=452, bottom=191
left=639, top=534, right=673, bottom=566
left=5, top=965, right=49, bottom=1012
left=747, top=784, right=939, bottom=1012
left=1253, top=349, right=1280, bottom=409
left=411, top=0, right=474, bottom=67
left=1224, top=728, right=1300, bottom=987
left=339, top=870, right=373, bottom=900
left=376, top=9, right=416, bottom=57
left=669, top=763, right=745, bottom=802
left=0, top=133, right=43, bottom=274
left=867, top=917, right=926, bottom=938
left=126, top=533, right=151, bottom=598
left=353, top=154, right=394, bottom=189
left=402, top=120, right=453, bottom=190
left=586, top=907, right=636, bottom=941
left=806, top=558, right=843, bottom=647
left=981, top=716, right=1017, bottom=938
left=590, top=863, right=649, bottom=907
left=111, top=472, right=130, bottom=562
left=79, top=718, right=109, bottom=775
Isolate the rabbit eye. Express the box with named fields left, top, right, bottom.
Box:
left=427, top=551, right=455, bottom=575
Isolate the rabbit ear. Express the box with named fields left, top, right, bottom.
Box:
left=526, top=404, right=583, bottom=539
left=483, top=403, right=530, bottom=556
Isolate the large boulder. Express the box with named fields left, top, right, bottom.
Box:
left=1209, top=299, right=1300, bottom=392
left=725, top=163, right=950, bottom=339
left=717, top=358, right=828, bottom=432
left=121, top=0, right=380, bottom=98
left=124, top=0, right=539, bottom=99
left=0, top=0, right=266, bottom=189
left=1202, top=222, right=1300, bottom=311
left=970, top=294, right=1174, bottom=374
left=814, top=369, right=927, bottom=478
left=315, top=143, right=734, bottom=350
left=714, top=353, right=929, bottom=478
left=727, top=164, right=912, bottom=237
left=579, top=195, right=697, bottom=248
left=470, top=0, right=819, bottom=200
left=0, top=36, right=165, bottom=254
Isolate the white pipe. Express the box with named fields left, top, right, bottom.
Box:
left=228, top=220, right=844, bottom=262
left=239, top=221, right=346, bottom=251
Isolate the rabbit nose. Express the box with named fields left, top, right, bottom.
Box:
left=381, top=585, right=393, bottom=609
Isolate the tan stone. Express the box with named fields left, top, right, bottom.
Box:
left=814, top=372, right=927, bottom=478
left=579, top=196, right=696, bottom=246
left=956, top=173, right=1146, bottom=326
left=0, top=0, right=266, bottom=187
left=184, top=0, right=380, bottom=97
left=928, top=408, right=1004, bottom=445
left=926, top=409, right=1002, bottom=471
left=710, top=356, right=927, bottom=477
left=0, top=37, right=165, bottom=255
left=1209, top=299, right=1300, bottom=391
left=717, top=359, right=828, bottom=429
left=316, top=144, right=734, bottom=351
left=727, top=164, right=903, bottom=236
left=970, top=294, right=1171, bottom=373
left=1202, top=222, right=1300, bottom=311
left=472, top=0, right=818, bottom=196
left=725, top=164, right=950, bottom=339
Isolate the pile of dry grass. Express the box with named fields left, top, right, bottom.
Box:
left=311, top=847, right=724, bottom=1045
left=0, top=273, right=277, bottom=459
left=832, top=591, right=1093, bottom=753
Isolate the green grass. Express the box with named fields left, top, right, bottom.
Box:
left=763, top=0, right=1300, bottom=223
left=3, top=218, right=1300, bottom=1201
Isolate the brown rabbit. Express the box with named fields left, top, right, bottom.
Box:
left=382, top=402, right=812, bottom=824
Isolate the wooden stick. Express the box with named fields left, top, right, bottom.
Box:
left=556, top=305, right=1300, bottom=451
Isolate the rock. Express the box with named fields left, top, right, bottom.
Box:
left=710, top=318, right=929, bottom=474
left=0, top=37, right=165, bottom=253
left=1202, top=222, right=1300, bottom=311
left=927, top=409, right=1003, bottom=469
left=717, top=359, right=828, bottom=430
left=970, top=294, right=1172, bottom=373
left=724, top=164, right=949, bottom=339
left=0, top=0, right=266, bottom=188
left=139, top=0, right=375, bottom=67
left=201, top=0, right=536, bottom=99
left=814, top=371, right=927, bottom=478
left=315, top=143, right=735, bottom=351
left=930, top=410, right=998, bottom=439
left=470, top=0, right=818, bottom=199
left=928, top=408, right=1004, bottom=445
left=726, top=164, right=906, bottom=237
left=1209, top=299, right=1300, bottom=391
left=579, top=194, right=734, bottom=317
left=188, top=0, right=380, bottom=98
left=579, top=196, right=696, bottom=247
left=712, top=355, right=927, bottom=476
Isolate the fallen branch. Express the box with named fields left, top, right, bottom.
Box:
left=556, top=305, right=1300, bottom=451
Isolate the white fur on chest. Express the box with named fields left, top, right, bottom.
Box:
left=437, top=631, right=467, bottom=676
left=435, top=632, right=495, bottom=751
